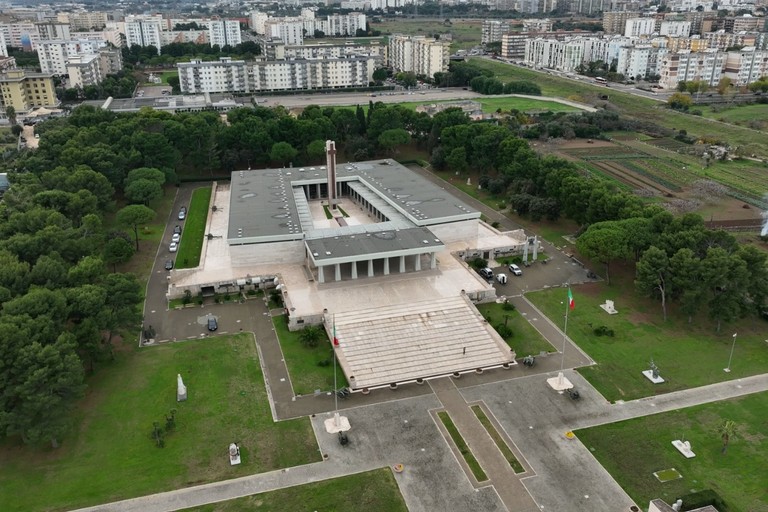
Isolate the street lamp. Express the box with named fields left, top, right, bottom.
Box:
left=724, top=333, right=737, bottom=373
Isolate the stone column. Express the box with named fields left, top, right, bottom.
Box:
left=368, top=259, right=374, bottom=277
left=523, top=240, right=529, bottom=263
left=318, top=265, right=325, bottom=284
left=383, top=257, right=390, bottom=276
left=351, top=261, right=358, bottom=279
left=430, top=252, right=437, bottom=269
left=414, top=254, right=421, bottom=271
left=532, top=235, right=538, bottom=260
left=335, top=263, right=341, bottom=282
left=316, top=183, right=321, bottom=199
left=399, top=255, right=406, bottom=273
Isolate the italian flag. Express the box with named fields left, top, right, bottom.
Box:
left=332, top=319, right=339, bottom=346
left=568, top=288, right=575, bottom=310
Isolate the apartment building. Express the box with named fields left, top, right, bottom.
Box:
left=324, top=13, right=366, bottom=36
left=264, top=20, right=304, bottom=45
left=0, top=32, right=7, bottom=58
left=162, top=30, right=208, bottom=46
left=67, top=54, right=103, bottom=89
left=730, top=15, right=765, bottom=33
left=502, top=31, right=592, bottom=60
left=262, top=40, right=385, bottom=63
left=388, top=34, right=449, bottom=77
left=666, top=35, right=710, bottom=52
left=0, top=22, right=40, bottom=50
left=524, top=38, right=587, bottom=72
left=178, top=57, right=249, bottom=94
left=624, top=18, right=656, bottom=38
left=177, top=55, right=376, bottom=93
left=482, top=20, right=510, bottom=44
left=209, top=20, right=241, bottom=48
left=35, top=22, right=70, bottom=41
left=616, top=44, right=666, bottom=79
left=659, top=21, right=691, bottom=38
left=724, top=47, right=768, bottom=85
left=703, top=31, right=758, bottom=51
left=251, top=11, right=366, bottom=39
left=0, top=69, right=57, bottom=112
left=522, top=18, right=554, bottom=32
left=658, top=49, right=727, bottom=89
left=58, top=11, right=109, bottom=31
left=124, top=15, right=163, bottom=54
left=37, top=40, right=106, bottom=74
left=603, top=11, right=640, bottom=35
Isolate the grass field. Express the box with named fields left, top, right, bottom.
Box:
left=576, top=393, right=768, bottom=512
left=272, top=315, right=347, bottom=396
left=179, top=468, right=408, bottom=511
left=527, top=281, right=768, bottom=402
left=475, top=302, right=555, bottom=357
left=697, top=103, right=768, bottom=130
left=0, top=334, right=319, bottom=512
left=176, top=186, right=212, bottom=269
left=346, top=96, right=581, bottom=114
left=467, top=58, right=768, bottom=158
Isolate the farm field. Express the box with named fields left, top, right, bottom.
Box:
left=371, top=19, right=482, bottom=50
left=550, top=138, right=768, bottom=209
left=467, top=58, right=768, bottom=158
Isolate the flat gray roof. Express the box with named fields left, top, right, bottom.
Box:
left=227, top=159, right=480, bottom=250
left=305, top=226, right=444, bottom=265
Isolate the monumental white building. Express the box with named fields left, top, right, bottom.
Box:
left=124, top=15, right=164, bottom=54
left=388, top=34, right=450, bottom=77
left=208, top=20, right=242, bottom=48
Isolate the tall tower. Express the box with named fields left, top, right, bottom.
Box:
left=325, top=140, right=337, bottom=209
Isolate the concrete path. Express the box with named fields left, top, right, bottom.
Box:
left=430, top=377, right=540, bottom=512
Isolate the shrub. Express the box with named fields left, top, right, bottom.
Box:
left=502, top=301, right=516, bottom=311
left=495, top=323, right=513, bottom=338
left=469, top=257, right=488, bottom=270
left=317, top=359, right=331, bottom=367
left=182, top=290, right=192, bottom=305
left=593, top=325, right=615, bottom=337
left=678, top=489, right=729, bottom=512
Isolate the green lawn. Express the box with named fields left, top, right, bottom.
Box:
left=527, top=283, right=768, bottom=402
left=272, top=315, right=347, bottom=396
left=0, top=334, right=319, bottom=512
left=176, top=186, right=212, bottom=269
left=576, top=393, right=768, bottom=512
left=475, top=302, right=555, bottom=357
left=476, top=96, right=581, bottom=113
left=160, top=71, right=178, bottom=84
left=437, top=411, right=488, bottom=482
left=180, top=468, right=408, bottom=511
left=468, top=58, right=768, bottom=158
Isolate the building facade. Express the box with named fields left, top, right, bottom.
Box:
left=208, top=20, right=242, bottom=48
left=124, top=15, right=163, bottom=54
left=482, top=20, right=510, bottom=44
left=388, top=34, right=449, bottom=77
left=0, top=69, right=57, bottom=112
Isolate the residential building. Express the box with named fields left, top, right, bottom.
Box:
left=616, top=44, right=666, bottom=79
left=35, top=22, right=70, bottom=41
left=658, top=49, right=727, bottom=89
left=262, top=39, right=385, bottom=63
left=0, top=31, right=6, bottom=58
left=0, top=22, right=40, bottom=50
left=388, top=34, right=450, bottom=77
left=124, top=15, right=163, bottom=54
left=37, top=40, right=106, bottom=75
left=209, top=20, right=241, bottom=48
left=59, top=11, right=109, bottom=31
left=67, top=54, right=103, bottom=89
left=724, top=47, right=768, bottom=85
left=524, top=38, right=587, bottom=72
left=659, top=21, right=691, bottom=37
left=501, top=30, right=591, bottom=60
left=730, top=15, right=765, bottom=33
left=98, top=47, right=123, bottom=76
left=624, top=18, right=656, bottom=38
left=603, top=11, right=640, bottom=35
left=178, top=57, right=249, bottom=94
left=522, top=18, right=554, bottom=32
left=162, top=30, right=208, bottom=46
left=703, top=31, right=758, bottom=51
left=0, top=69, right=57, bottom=112
left=264, top=20, right=304, bottom=45
left=177, top=55, right=377, bottom=93
left=482, top=20, right=510, bottom=44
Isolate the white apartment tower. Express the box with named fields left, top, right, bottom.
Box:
left=124, top=15, right=164, bottom=54
left=178, top=57, right=250, bottom=94
left=209, top=20, right=242, bottom=48
left=624, top=18, right=656, bottom=38
left=388, top=34, right=449, bottom=78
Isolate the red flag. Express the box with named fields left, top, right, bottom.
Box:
left=332, top=317, right=339, bottom=346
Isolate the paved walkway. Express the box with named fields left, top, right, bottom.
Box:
left=430, top=377, right=540, bottom=512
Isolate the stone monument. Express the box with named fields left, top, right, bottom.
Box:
left=600, top=300, right=618, bottom=314
left=229, top=443, right=241, bottom=465
left=177, top=374, right=187, bottom=402
left=642, top=359, right=665, bottom=383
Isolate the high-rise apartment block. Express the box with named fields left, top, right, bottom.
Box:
left=388, top=34, right=450, bottom=78
left=208, top=20, right=242, bottom=48
left=124, top=15, right=164, bottom=54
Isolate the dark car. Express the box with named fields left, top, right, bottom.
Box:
left=164, top=259, right=174, bottom=270
left=173, top=225, right=182, bottom=235
left=207, top=316, right=218, bottom=332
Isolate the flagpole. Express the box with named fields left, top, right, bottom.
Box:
left=333, top=314, right=339, bottom=426
left=561, top=289, right=569, bottom=372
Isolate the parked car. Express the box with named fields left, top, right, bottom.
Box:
left=496, top=273, right=508, bottom=284
left=171, top=233, right=180, bottom=243
left=478, top=267, right=493, bottom=280
left=207, top=316, right=218, bottom=331
left=178, top=207, right=187, bottom=220
left=173, top=225, right=182, bottom=235
left=509, top=264, right=523, bottom=276
left=169, top=242, right=178, bottom=252
left=165, top=259, right=174, bottom=270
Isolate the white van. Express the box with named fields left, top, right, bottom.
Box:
left=496, top=273, right=508, bottom=284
